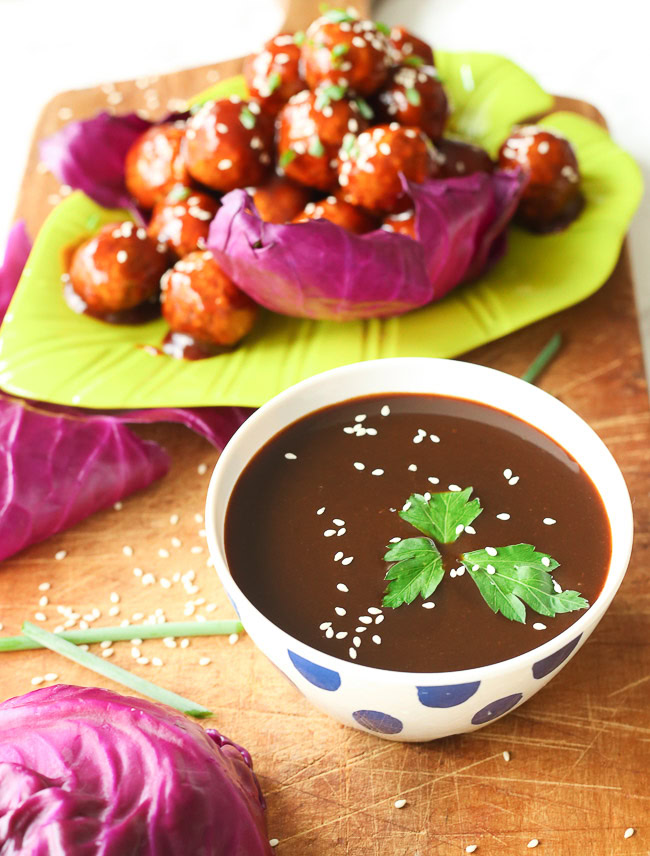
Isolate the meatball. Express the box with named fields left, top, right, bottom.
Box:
left=375, top=65, right=448, bottom=140
left=244, top=33, right=304, bottom=114
left=381, top=208, right=416, bottom=239
left=247, top=175, right=311, bottom=223
left=435, top=138, right=494, bottom=178
left=277, top=89, right=367, bottom=191
left=124, top=122, right=192, bottom=209
left=388, top=26, right=434, bottom=66
left=148, top=188, right=220, bottom=258
left=68, top=222, right=169, bottom=316
left=183, top=98, right=274, bottom=192
left=498, top=126, right=583, bottom=231
left=293, top=195, right=377, bottom=233
left=301, top=12, right=391, bottom=96
left=339, top=123, right=436, bottom=212
left=161, top=251, right=258, bottom=347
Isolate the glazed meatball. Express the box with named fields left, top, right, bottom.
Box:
left=277, top=89, right=367, bottom=191
left=301, top=12, right=391, bottom=96
left=148, top=188, right=220, bottom=258
left=293, top=195, right=377, bottom=233
left=339, top=123, right=436, bottom=212
left=375, top=64, right=448, bottom=140
left=161, top=251, right=258, bottom=347
left=381, top=207, right=416, bottom=239
left=183, top=98, right=274, bottom=192
left=244, top=33, right=304, bottom=114
left=498, top=126, right=583, bottom=231
left=435, top=138, right=494, bottom=178
left=125, top=122, right=192, bottom=209
left=388, top=26, right=434, bottom=66
left=247, top=175, right=311, bottom=223
left=68, top=222, right=169, bottom=316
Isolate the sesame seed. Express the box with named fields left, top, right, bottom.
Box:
left=218, top=158, right=233, bottom=170
left=497, top=513, right=510, bottom=520
left=402, top=501, right=411, bottom=511
left=413, top=434, right=424, bottom=444
left=171, top=537, right=181, bottom=548
left=375, top=614, right=384, bottom=624
left=503, top=468, right=512, bottom=479
left=358, top=616, right=372, bottom=624
left=39, top=596, right=49, bottom=607
left=430, top=434, right=440, bottom=443
left=541, top=556, right=551, bottom=567
left=320, top=622, right=332, bottom=630
left=102, top=648, right=114, bottom=658
left=389, top=537, right=401, bottom=543
left=355, top=626, right=366, bottom=633
left=325, top=627, right=334, bottom=638
left=353, top=462, right=365, bottom=470
left=538, top=141, right=550, bottom=154
left=485, top=547, right=497, bottom=557
left=133, top=567, right=143, bottom=577
left=367, top=607, right=382, bottom=615
left=229, top=633, right=239, bottom=645
left=381, top=405, right=391, bottom=416
left=137, top=657, right=150, bottom=665
left=553, top=580, right=563, bottom=593
left=44, top=673, right=58, bottom=681
left=317, top=506, right=326, bottom=515
left=509, top=476, right=520, bottom=486
left=372, top=635, right=382, bottom=644
left=408, top=464, right=417, bottom=471
left=190, top=546, right=203, bottom=554
left=394, top=799, right=407, bottom=809
left=337, top=528, right=346, bottom=536
left=284, top=452, right=297, bottom=460
left=428, top=476, right=440, bottom=485
left=486, top=565, right=496, bottom=574
left=197, top=463, right=208, bottom=475
left=122, top=546, right=134, bottom=557
left=448, top=484, right=461, bottom=492
left=269, top=840, right=279, bottom=848
left=456, top=524, right=465, bottom=535
left=527, top=840, right=539, bottom=849
left=199, top=657, right=211, bottom=666
left=55, top=550, right=67, bottom=561
left=503, top=750, right=511, bottom=761
left=371, top=469, right=384, bottom=476
left=38, top=582, right=51, bottom=591
left=31, top=677, right=44, bottom=686
left=34, top=612, right=46, bottom=622
left=116, top=250, right=128, bottom=264
left=337, top=583, right=349, bottom=592
left=324, top=529, right=336, bottom=537
left=466, top=847, right=478, bottom=854
left=533, top=623, right=547, bottom=631
left=624, top=828, right=635, bottom=839
left=333, top=518, right=345, bottom=526
left=464, top=525, right=476, bottom=535
left=334, top=551, right=343, bottom=561
left=158, top=548, right=170, bottom=558
left=180, top=638, right=190, bottom=649
left=348, top=648, right=357, bottom=659
left=543, top=517, right=556, bottom=525
left=335, top=607, right=346, bottom=616
left=341, top=556, right=354, bottom=566
left=422, top=602, right=435, bottom=609
left=335, top=631, right=348, bottom=639
left=353, top=636, right=361, bottom=647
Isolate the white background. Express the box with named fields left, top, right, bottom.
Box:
left=1, top=0, right=648, bottom=356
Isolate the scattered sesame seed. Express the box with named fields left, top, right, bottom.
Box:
left=334, top=551, right=344, bottom=562
left=335, top=607, right=346, bottom=616
left=341, top=556, right=354, bottom=566
left=55, top=550, right=67, bottom=561
left=428, top=476, right=440, bottom=485
left=284, top=452, right=297, bottom=460
left=389, top=537, right=401, bottom=543
left=448, top=485, right=461, bottom=492
left=503, top=750, right=511, bottom=761
left=325, top=627, right=334, bottom=638
left=466, top=847, right=478, bottom=854
left=485, top=547, right=497, bottom=557
left=624, top=828, right=635, bottom=839
left=464, top=525, right=476, bottom=535
left=371, top=469, right=384, bottom=476
left=180, top=638, right=190, bottom=649
left=171, top=537, right=182, bottom=548
left=456, top=524, right=465, bottom=535
left=44, top=673, right=58, bottom=681
left=509, top=476, right=520, bottom=486
left=137, top=657, right=150, bottom=665
left=375, top=614, right=385, bottom=624
left=541, top=556, right=551, bottom=567
left=543, top=517, right=556, bottom=525
left=269, top=839, right=279, bottom=848
left=394, top=799, right=407, bottom=809
left=317, top=506, right=326, bottom=515
left=169, top=513, right=179, bottom=525
left=133, top=567, right=143, bottom=577
left=422, top=602, right=436, bottom=610
left=122, top=546, right=134, bottom=557
left=152, top=657, right=164, bottom=667
left=533, top=623, right=547, bottom=631
left=31, top=677, right=44, bottom=686
left=337, top=528, right=346, bottom=536
left=337, top=583, right=349, bottom=592
left=116, top=250, right=128, bottom=264
left=102, top=648, right=115, bottom=658
left=496, top=513, right=510, bottom=520
left=194, top=513, right=204, bottom=523
left=486, top=565, right=496, bottom=574
left=199, top=657, right=211, bottom=666
left=158, top=548, right=170, bottom=559
left=324, top=529, right=336, bottom=537
left=335, top=631, right=348, bottom=640
left=348, top=648, right=357, bottom=659
left=358, top=616, right=372, bottom=624
left=353, top=462, right=365, bottom=470
left=190, top=546, right=203, bottom=554
left=367, top=607, right=382, bottom=615
left=39, top=596, right=49, bottom=607
left=538, top=141, right=550, bottom=154
left=218, top=158, right=233, bottom=170
left=333, top=518, right=345, bottom=526
left=372, top=635, right=382, bottom=644
left=34, top=612, right=47, bottom=622
left=402, top=501, right=411, bottom=511
left=355, top=414, right=367, bottom=422
left=413, top=434, right=424, bottom=444
left=381, top=406, right=391, bottom=416
left=408, top=464, right=417, bottom=472
left=38, top=582, right=51, bottom=591
left=527, top=840, right=539, bottom=849
left=197, top=463, right=208, bottom=475
left=430, top=434, right=440, bottom=443
left=353, top=636, right=361, bottom=647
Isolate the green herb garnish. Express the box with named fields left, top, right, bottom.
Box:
left=314, top=82, right=347, bottom=111
left=382, top=488, right=589, bottom=622
left=239, top=105, right=256, bottom=129
left=167, top=184, right=191, bottom=203
left=375, top=20, right=391, bottom=36
left=21, top=622, right=213, bottom=718
left=321, top=7, right=356, bottom=23
left=0, top=619, right=243, bottom=652
left=521, top=332, right=563, bottom=385
left=462, top=545, right=588, bottom=624
left=331, top=42, right=349, bottom=58
left=279, top=149, right=297, bottom=167
left=293, top=30, right=305, bottom=46
left=353, top=97, right=374, bottom=119
left=266, top=70, right=282, bottom=95
left=383, top=537, right=444, bottom=608
left=308, top=137, right=325, bottom=157
left=403, top=55, right=425, bottom=67
left=399, top=487, right=482, bottom=543
left=405, top=87, right=422, bottom=106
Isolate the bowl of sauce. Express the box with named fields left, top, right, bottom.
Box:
left=206, top=358, right=632, bottom=741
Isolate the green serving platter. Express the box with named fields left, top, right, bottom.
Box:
left=0, top=51, right=642, bottom=409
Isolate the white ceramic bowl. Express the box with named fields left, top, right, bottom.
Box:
left=206, top=358, right=633, bottom=742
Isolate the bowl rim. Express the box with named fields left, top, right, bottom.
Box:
left=206, top=357, right=633, bottom=685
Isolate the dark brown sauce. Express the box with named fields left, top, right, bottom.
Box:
left=225, top=393, right=611, bottom=672
left=62, top=281, right=162, bottom=325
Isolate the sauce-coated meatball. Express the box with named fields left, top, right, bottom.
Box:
left=184, top=98, right=274, bottom=192
left=244, top=33, right=304, bottom=114
left=293, top=195, right=377, bottom=233
left=375, top=65, right=448, bottom=140
left=277, top=89, right=367, bottom=191
left=498, top=126, right=583, bottom=231
left=301, top=12, right=391, bottom=96
left=125, top=122, right=191, bottom=209
left=69, top=222, right=169, bottom=316
left=247, top=175, right=311, bottom=223
left=381, top=207, right=416, bottom=239
left=388, top=26, right=434, bottom=66
left=148, top=188, right=220, bottom=258
left=339, top=123, right=436, bottom=212
left=435, top=138, right=494, bottom=178
left=161, top=251, right=258, bottom=347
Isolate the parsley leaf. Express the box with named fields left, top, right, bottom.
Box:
left=382, top=537, right=444, bottom=608
left=462, top=544, right=589, bottom=623
left=399, top=487, right=482, bottom=543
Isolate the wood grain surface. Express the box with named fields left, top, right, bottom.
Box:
left=2, top=2, right=649, bottom=852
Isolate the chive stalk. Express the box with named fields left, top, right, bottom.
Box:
left=521, top=332, right=563, bottom=385
left=0, top=619, right=243, bottom=652
left=22, top=621, right=213, bottom=718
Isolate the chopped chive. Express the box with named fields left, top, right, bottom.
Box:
left=21, top=622, right=213, bottom=718
left=521, top=332, right=563, bottom=385
left=267, top=70, right=282, bottom=94
left=322, top=8, right=355, bottom=23
left=239, top=105, right=256, bottom=129
left=308, top=137, right=325, bottom=157
left=353, top=97, right=373, bottom=120
left=279, top=149, right=297, bottom=167
left=0, top=619, right=243, bottom=652
left=405, top=87, right=421, bottom=106
left=323, top=83, right=347, bottom=101
left=375, top=21, right=390, bottom=35
left=331, top=43, right=349, bottom=58
left=404, top=55, right=425, bottom=67
left=167, top=184, right=191, bottom=203
left=293, top=30, right=305, bottom=46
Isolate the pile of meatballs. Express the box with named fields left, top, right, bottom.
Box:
left=66, top=7, right=584, bottom=356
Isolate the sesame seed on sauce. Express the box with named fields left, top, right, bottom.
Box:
left=284, top=452, right=297, bottom=460
left=358, top=616, right=372, bottom=625
left=337, top=583, right=349, bottom=592
left=372, top=635, right=382, bottom=644
left=496, top=512, right=510, bottom=520
left=116, top=250, right=128, bottom=263
left=503, top=468, right=512, bottom=479
left=218, top=158, right=233, bottom=170
left=324, top=529, right=336, bottom=537
left=408, top=464, right=417, bottom=471
left=335, top=606, right=346, bottom=616
left=349, top=648, right=357, bottom=659
left=371, top=469, right=384, bottom=476
left=508, top=476, right=520, bottom=485
left=543, top=517, right=556, bottom=525
left=335, top=631, right=348, bottom=639
left=337, top=528, right=346, bottom=536
left=341, top=556, right=354, bottom=566
left=448, top=484, right=462, bottom=492
left=353, top=462, right=365, bottom=470
left=532, top=623, right=547, bottom=631
left=317, top=506, right=326, bottom=515
left=319, top=621, right=332, bottom=630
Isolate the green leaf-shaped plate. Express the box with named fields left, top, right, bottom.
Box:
left=0, top=52, right=642, bottom=409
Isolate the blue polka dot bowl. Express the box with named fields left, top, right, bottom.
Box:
left=206, top=358, right=633, bottom=742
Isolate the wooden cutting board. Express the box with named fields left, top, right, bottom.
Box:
left=2, top=1, right=649, bottom=852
